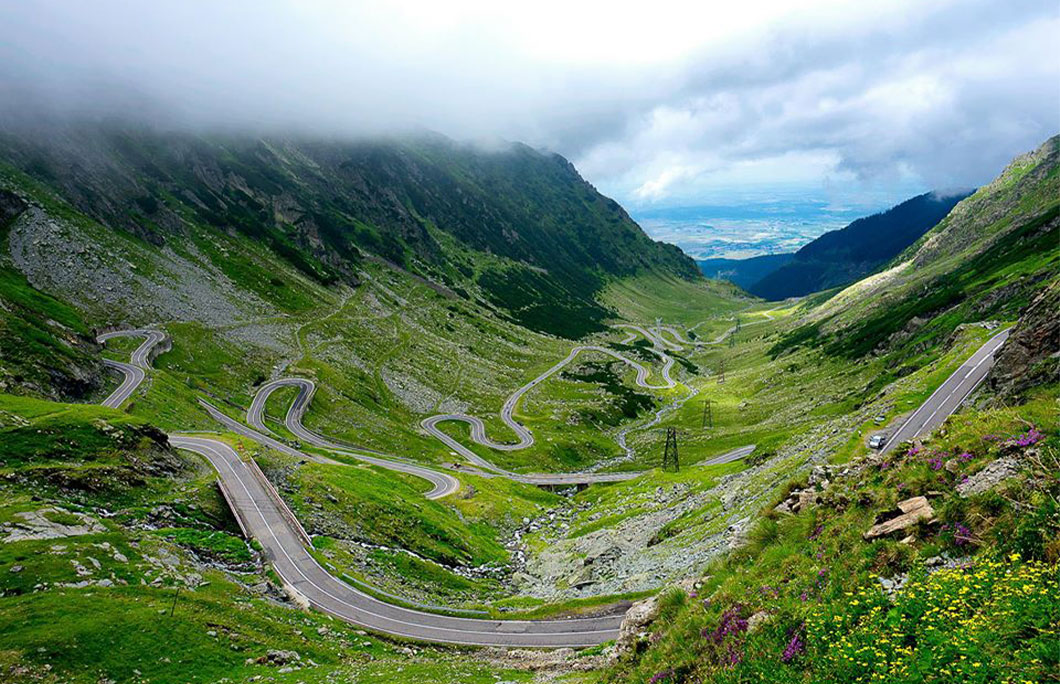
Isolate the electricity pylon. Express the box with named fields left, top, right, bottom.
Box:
left=662, top=427, right=680, bottom=472
left=701, top=397, right=713, bottom=429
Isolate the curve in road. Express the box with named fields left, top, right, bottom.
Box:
left=97, top=329, right=167, bottom=408
left=246, top=378, right=460, bottom=499
left=420, top=326, right=690, bottom=481
left=169, top=435, right=623, bottom=646
left=94, top=324, right=1008, bottom=646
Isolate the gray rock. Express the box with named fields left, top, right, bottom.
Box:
left=957, top=456, right=1023, bottom=497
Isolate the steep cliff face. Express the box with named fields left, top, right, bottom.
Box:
left=0, top=125, right=698, bottom=338
left=989, top=279, right=1060, bottom=402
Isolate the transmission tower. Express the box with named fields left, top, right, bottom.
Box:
left=718, top=359, right=726, bottom=384
left=662, top=427, right=680, bottom=472
left=701, top=397, right=713, bottom=429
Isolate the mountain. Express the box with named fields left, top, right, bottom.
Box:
left=697, top=253, right=793, bottom=289
left=0, top=124, right=697, bottom=338
left=773, top=134, right=1059, bottom=361
left=747, top=191, right=972, bottom=300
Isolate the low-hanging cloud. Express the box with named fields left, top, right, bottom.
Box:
left=0, top=0, right=1056, bottom=208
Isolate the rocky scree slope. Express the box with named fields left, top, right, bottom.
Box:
left=0, top=189, right=106, bottom=400
left=0, top=125, right=697, bottom=339
left=988, top=277, right=1059, bottom=402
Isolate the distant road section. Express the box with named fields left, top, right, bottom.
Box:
left=882, top=329, right=1010, bottom=454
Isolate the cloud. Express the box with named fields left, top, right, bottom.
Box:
left=0, top=0, right=1056, bottom=208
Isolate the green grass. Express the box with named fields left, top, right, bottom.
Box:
left=156, top=528, right=253, bottom=564
left=599, top=390, right=1060, bottom=683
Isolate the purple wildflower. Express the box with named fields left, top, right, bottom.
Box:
left=723, top=643, right=744, bottom=666
left=782, top=624, right=806, bottom=663
left=907, top=446, right=921, bottom=457
left=809, top=524, right=824, bottom=540
left=649, top=668, right=674, bottom=683
left=1013, top=428, right=1043, bottom=447
left=927, top=456, right=944, bottom=471
left=958, top=452, right=974, bottom=462
left=703, top=605, right=748, bottom=644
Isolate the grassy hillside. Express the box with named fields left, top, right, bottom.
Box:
left=0, top=394, right=537, bottom=683
left=599, top=388, right=1059, bottom=683
left=592, top=137, right=1060, bottom=684
left=0, top=190, right=104, bottom=400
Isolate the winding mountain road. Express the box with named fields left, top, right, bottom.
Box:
left=98, top=329, right=167, bottom=408
left=97, top=330, right=623, bottom=646
left=246, top=378, right=460, bottom=498
left=167, top=434, right=623, bottom=646
left=94, top=323, right=1007, bottom=646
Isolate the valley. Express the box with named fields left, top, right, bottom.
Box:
left=0, top=128, right=1056, bottom=683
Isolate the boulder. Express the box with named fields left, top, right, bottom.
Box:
left=614, top=594, right=661, bottom=654
left=863, top=496, right=935, bottom=540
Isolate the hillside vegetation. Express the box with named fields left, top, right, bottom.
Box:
left=774, top=135, right=1058, bottom=361
left=0, top=125, right=1056, bottom=684
left=596, top=136, right=1060, bottom=684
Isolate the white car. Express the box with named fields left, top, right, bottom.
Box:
left=868, top=434, right=887, bottom=450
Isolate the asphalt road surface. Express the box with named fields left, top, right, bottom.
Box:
left=421, top=327, right=686, bottom=484
left=97, top=330, right=623, bottom=645
left=245, top=378, right=460, bottom=499
left=881, top=329, right=1010, bottom=455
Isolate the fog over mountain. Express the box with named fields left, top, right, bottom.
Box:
left=1, top=0, right=1056, bottom=215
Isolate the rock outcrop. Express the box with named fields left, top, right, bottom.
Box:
left=988, top=280, right=1060, bottom=402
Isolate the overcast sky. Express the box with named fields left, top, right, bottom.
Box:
left=1, top=0, right=1057, bottom=211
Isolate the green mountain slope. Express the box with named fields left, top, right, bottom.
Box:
left=749, top=191, right=972, bottom=300
left=0, top=189, right=105, bottom=400
left=773, top=135, right=1059, bottom=361
left=0, top=125, right=696, bottom=338
left=697, top=253, right=794, bottom=290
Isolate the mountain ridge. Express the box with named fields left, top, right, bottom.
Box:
left=747, top=190, right=972, bottom=300
left=0, top=124, right=698, bottom=338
